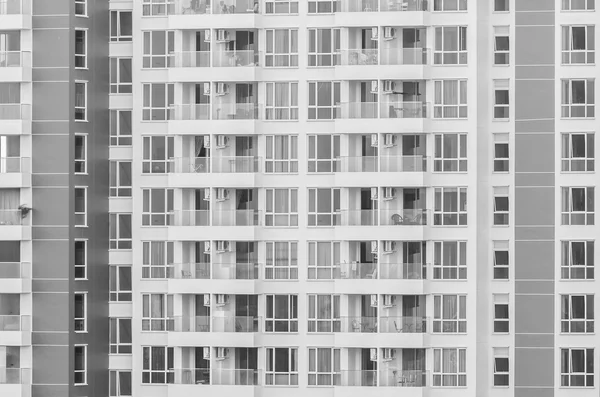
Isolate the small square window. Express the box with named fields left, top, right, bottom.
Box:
left=494, top=0, right=509, bottom=12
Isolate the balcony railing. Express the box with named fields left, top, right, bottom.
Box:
left=212, top=369, right=260, bottom=386
left=169, top=51, right=210, bottom=68
left=380, top=209, right=428, bottom=226
left=339, top=210, right=378, bottom=226
left=340, top=370, right=378, bottom=386
left=379, top=262, right=427, bottom=280
left=168, top=157, right=210, bottom=173
left=335, top=156, right=378, bottom=172
left=213, top=50, right=259, bottom=67
left=0, top=0, right=30, bottom=14
left=340, top=316, right=378, bottom=333
left=212, top=263, right=260, bottom=280
left=380, top=155, right=428, bottom=172
left=380, top=0, right=427, bottom=11
left=334, top=262, right=377, bottom=279
left=380, top=101, right=428, bottom=118
left=212, top=209, right=261, bottom=226
left=0, top=262, right=30, bottom=278
left=169, top=210, right=210, bottom=227
left=0, top=51, right=31, bottom=67
left=0, top=315, right=29, bottom=331
left=337, top=0, right=379, bottom=11
left=173, top=368, right=211, bottom=385
left=338, top=49, right=378, bottom=66
left=379, top=316, right=427, bottom=333
left=0, top=210, right=23, bottom=226
left=336, top=102, right=379, bottom=119
left=0, top=156, right=29, bottom=173
left=212, top=156, right=260, bottom=173
left=380, top=370, right=428, bottom=387
left=168, top=262, right=211, bottom=279
left=169, top=104, right=210, bottom=121
left=212, top=316, right=260, bottom=332
left=213, top=0, right=257, bottom=14
left=0, top=104, right=31, bottom=120
left=170, top=316, right=210, bottom=332
left=213, top=103, right=259, bottom=120
left=0, top=368, right=30, bottom=384
left=381, top=48, right=428, bottom=65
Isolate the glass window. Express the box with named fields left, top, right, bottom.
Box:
left=434, top=187, right=468, bottom=225
left=265, top=82, right=298, bottom=120
left=493, top=295, right=509, bottom=333
left=74, top=345, right=87, bottom=385
left=433, top=80, right=468, bottom=118
left=75, top=134, right=87, bottom=173
left=142, top=189, right=174, bottom=226
left=561, top=348, right=594, bottom=387
left=433, top=295, right=467, bottom=333
left=494, top=26, right=509, bottom=65
left=74, top=240, right=86, bottom=279
left=493, top=348, right=509, bottom=386
left=265, top=0, right=299, bottom=14
left=308, top=188, right=341, bottom=226
left=434, top=26, right=468, bottom=65
left=308, top=0, right=338, bottom=13
left=142, top=294, right=173, bottom=331
left=561, top=79, right=595, bottom=118
left=74, top=187, right=87, bottom=226
left=308, top=29, right=340, bottom=67
left=142, top=241, right=174, bottom=279
left=110, top=58, right=132, bottom=94
left=75, top=30, right=86, bottom=68
left=493, top=187, right=509, bottom=226
left=561, top=294, right=594, bottom=333
left=142, top=0, right=171, bottom=16
left=265, top=188, right=298, bottom=227
left=110, top=110, right=132, bottom=146
left=74, top=293, right=86, bottom=332
left=561, top=187, right=595, bottom=225
left=109, top=213, right=132, bottom=250
left=142, top=31, right=174, bottom=68
left=562, top=0, right=595, bottom=11
left=308, top=135, right=340, bottom=173
left=265, top=241, right=298, bottom=280
left=110, top=161, right=132, bottom=197
left=265, top=29, right=298, bottom=67
left=265, top=295, right=298, bottom=332
left=433, top=348, right=466, bottom=387
left=266, top=348, right=298, bottom=386
left=110, top=11, right=132, bottom=42
left=561, top=240, right=594, bottom=280
left=75, top=81, right=87, bottom=121
left=494, top=0, right=509, bottom=11
left=110, top=318, right=132, bottom=354
left=109, top=370, right=132, bottom=397
left=434, top=0, right=467, bottom=11
left=142, top=83, right=174, bottom=121
left=307, top=295, right=341, bottom=332
left=562, top=133, right=594, bottom=172
left=494, top=134, right=509, bottom=172
left=434, top=133, right=467, bottom=172
left=110, top=265, right=132, bottom=301
left=433, top=241, right=467, bottom=280
left=142, top=136, right=174, bottom=173
left=141, top=346, right=174, bottom=384
left=265, top=135, right=298, bottom=173
left=308, top=241, right=340, bottom=280
left=493, top=240, right=509, bottom=280
left=75, top=0, right=87, bottom=16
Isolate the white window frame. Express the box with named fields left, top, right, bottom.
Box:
left=142, top=83, right=174, bottom=121
left=562, top=0, right=595, bottom=11
left=265, top=241, right=298, bottom=280
left=110, top=110, right=132, bottom=146
left=109, top=213, right=132, bottom=250
left=433, top=348, right=467, bottom=387
left=265, top=0, right=299, bottom=14
left=561, top=240, right=594, bottom=280
left=308, top=241, right=340, bottom=280
left=142, top=241, right=174, bottom=279
left=75, top=29, right=87, bottom=68
left=265, top=295, right=298, bottom=333
left=493, top=134, right=509, bottom=172
left=307, top=294, right=341, bottom=332
left=308, top=188, right=341, bottom=226
left=75, top=81, right=87, bottom=121
left=109, top=370, right=132, bottom=397
left=110, top=265, right=132, bottom=302
left=74, top=239, right=87, bottom=280
left=265, top=135, right=298, bottom=173
left=265, top=29, right=299, bottom=67
left=493, top=84, right=510, bottom=120
left=307, top=29, right=340, bottom=67
left=434, top=80, right=468, bottom=119
left=74, top=134, right=87, bottom=174
left=561, top=186, right=595, bottom=225
left=493, top=240, right=509, bottom=280
left=110, top=10, right=132, bottom=42
left=561, top=79, right=595, bottom=118
left=493, top=187, right=509, bottom=226
left=493, top=26, right=509, bottom=65
left=562, top=25, right=595, bottom=65
left=493, top=294, right=509, bottom=333
left=74, top=345, right=87, bottom=385
left=110, top=57, right=132, bottom=94
left=142, top=31, right=174, bottom=68
left=110, top=318, right=132, bottom=354
left=433, top=241, right=467, bottom=280
left=560, top=348, right=594, bottom=387
left=493, top=348, right=509, bottom=387
left=142, top=136, right=174, bottom=173
left=433, top=295, right=467, bottom=333
left=142, top=0, right=170, bottom=16
left=561, top=132, right=594, bottom=172
left=433, top=133, right=467, bottom=172
left=265, top=82, right=299, bottom=120
left=266, top=347, right=298, bottom=386
left=142, top=346, right=174, bottom=384
left=308, top=134, right=340, bottom=173
left=494, top=0, right=509, bottom=12
left=433, top=187, right=468, bottom=226
left=561, top=294, right=594, bottom=333
left=74, top=292, right=87, bottom=332
left=308, top=81, right=341, bottom=120
left=110, top=161, right=132, bottom=197
left=433, top=0, right=467, bottom=11
left=142, top=294, right=173, bottom=332
left=308, top=347, right=340, bottom=386
left=74, top=186, right=87, bottom=227
left=75, top=0, right=87, bottom=16
left=307, top=0, right=337, bottom=14
left=265, top=188, right=298, bottom=227
left=434, top=26, right=467, bottom=65
left=142, top=188, right=173, bottom=226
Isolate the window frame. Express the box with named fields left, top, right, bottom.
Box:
left=308, top=241, right=340, bottom=280
left=109, top=370, right=132, bottom=397
left=560, top=348, right=594, bottom=387
left=110, top=57, right=133, bottom=94
left=110, top=110, right=132, bottom=146
left=307, top=0, right=338, bottom=14
left=141, top=346, right=174, bottom=384
left=493, top=295, right=509, bottom=333
left=74, top=133, right=87, bottom=174
left=433, top=295, right=467, bottom=333
left=562, top=25, right=595, bottom=64
left=265, top=188, right=298, bottom=227
left=433, top=241, right=467, bottom=280
left=561, top=294, right=594, bottom=333
left=75, top=0, right=87, bottom=16
left=142, top=136, right=174, bottom=174
left=561, top=132, right=595, bottom=172
left=307, top=294, right=341, bottom=333
left=433, top=0, right=468, bottom=11
left=74, top=186, right=87, bottom=227
left=308, top=188, right=341, bottom=226
left=142, top=188, right=174, bottom=226
left=561, top=240, right=595, bottom=280
left=142, top=241, right=174, bottom=279
left=561, top=186, right=595, bottom=225
left=266, top=347, right=299, bottom=386
left=434, top=26, right=468, bottom=65
left=142, top=0, right=171, bottom=16
left=493, top=27, right=510, bottom=65
left=493, top=348, right=509, bottom=387
left=432, top=348, right=467, bottom=387
left=74, top=292, right=87, bottom=332
left=142, top=30, right=175, bottom=68
left=561, top=79, right=595, bottom=118
left=493, top=241, right=509, bottom=280
left=433, top=187, right=468, bottom=226
left=307, top=29, right=341, bottom=67
left=265, top=135, right=298, bottom=173
left=110, top=265, right=132, bottom=302
left=265, top=0, right=299, bottom=14
left=493, top=87, right=510, bottom=119
left=142, top=83, right=174, bottom=121
left=433, top=133, right=467, bottom=172
left=265, top=29, right=299, bottom=67
left=110, top=317, right=133, bottom=354
left=561, top=0, right=595, bottom=11
left=74, top=345, right=87, bottom=385
left=308, top=81, right=341, bottom=120
left=110, top=10, right=133, bottom=42
left=265, top=295, right=298, bottom=333
left=308, top=134, right=340, bottom=173
left=75, top=29, right=87, bottom=68
left=307, top=347, right=341, bottom=386
left=74, top=81, right=87, bottom=121
left=265, top=82, right=299, bottom=120
left=493, top=135, right=509, bottom=172
left=265, top=241, right=298, bottom=280
left=110, top=161, right=132, bottom=197
left=433, top=79, right=468, bottom=119
left=493, top=187, right=509, bottom=226
left=74, top=239, right=87, bottom=280
left=109, top=213, right=132, bottom=250
left=142, top=294, right=173, bottom=331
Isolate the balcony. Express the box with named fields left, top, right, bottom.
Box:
left=338, top=49, right=379, bottom=66
left=172, top=368, right=259, bottom=386
left=379, top=262, right=427, bottom=280
left=213, top=210, right=261, bottom=226
left=170, top=316, right=210, bottom=332
left=0, top=104, right=30, bottom=135
left=0, top=262, right=30, bottom=293
left=169, top=51, right=211, bottom=68
left=340, top=370, right=378, bottom=386
left=380, top=370, right=428, bottom=387
left=213, top=103, right=258, bottom=120
left=213, top=50, right=259, bottom=67
left=380, top=209, right=427, bottom=226
left=339, top=210, right=378, bottom=226
left=335, top=155, right=427, bottom=173
left=381, top=48, right=428, bottom=66
left=0, top=368, right=30, bottom=384
left=335, top=262, right=377, bottom=279
left=340, top=316, right=378, bottom=333
left=379, top=316, right=427, bottom=333
left=213, top=156, right=260, bottom=173
left=212, top=316, right=260, bottom=332
left=0, top=51, right=31, bottom=82
left=0, top=0, right=31, bottom=30
left=170, top=0, right=258, bottom=14
left=338, top=0, right=427, bottom=12
left=213, top=263, right=260, bottom=280
left=168, top=262, right=211, bottom=279
left=337, top=101, right=428, bottom=119
left=0, top=157, right=30, bottom=187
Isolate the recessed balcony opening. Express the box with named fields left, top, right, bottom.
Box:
left=0, top=241, right=25, bottom=279
left=0, top=294, right=21, bottom=331
left=378, top=241, right=427, bottom=279
left=379, top=295, right=426, bottom=333
left=342, top=295, right=378, bottom=333
left=380, top=187, right=427, bottom=225
left=0, top=189, right=20, bottom=225
left=0, top=31, right=26, bottom=68
left=340, top=348, right=377, bottom=386
left=380, top=27, right=428, bottom=65
left=379, top=348, right=427, bottom=387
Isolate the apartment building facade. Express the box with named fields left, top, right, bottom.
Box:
left=0, top=0, right=597, bottom=396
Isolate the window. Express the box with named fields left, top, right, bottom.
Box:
left=308, top=295, right=340, bottom=332
left=110, top=318, right=132, bottom=354
left=434, top=187, right=468, bottom=226
left=110, top=58, right=132, bottom=94
left=142, top=346, right=174, bottom=384
left=561, top=240, right=594, bottom=280
left=265, top=188, right=298, bottom=227
left=493, top=187, right=509, bottom=226
left=143, top=136, right=174, bottom=173
left=74, top=240, right=86, bottom=279
left=494, top=27, right=509, bottom=65
left=266, top=348, right=298, bottom=386
left=74, top=134, right=86, bottom=173
left=434, top=133, right=467, bottom=172
left=142, top=0, right=171, bottom=16
left=109, top=370, right=132, bottom=397
left=561, top=295, right=594, bottom=333
left=561, top=348, right=594, bottom=387
left=433, top=241, right=467, bottom=280
left=265, top=241, right=298, bottom=280
left=74, top=345, right=87, bottom=385
left=142, top=31, right=174, bottom=68
left=561, top=79, right=595, bottom=118
left=433, top=295, right=467, bottom=333
left=562, top=0, right=595, bottom=11
left=493, top=240, right=509, bottom=280
left=75, top=0, right=86, bottom=16
left=434, top=27, right=467, bottom=64
left=143, top=83, right=174, bottom=121
left=494, top=80, right=509, bottom=119
left=265, top=29, right=298, bottom=67
left=74, top=187, right=87, bottom=226
left=265, top=82, right=298, bottom=120
left=308, top=29, right=340, bottom=67
left=562, top=133, right=594, bottom=172
left=308, top=241, right=340, bottom=280
left=434, top=0, right=467, bottom=11
left=308, top=134, right=340, bottom=173
left=142, top=241, right=174, bottom=279
left=110, top=265, right=132, bottom=301
left=142, top=189, right=174, bottom=226
left=110, top=11, right=132, bottom=42
left=265, top=0, right=299, bottom=14
left=74, top=293, right=86, bottom=332
left=308, top=81, right=340, bottom=120
left=265, top=135, right=298, bottom=173
left=110, top=161, right=132, bottom=197
left=563, top=26, right=596, bottom=65
left=308, top=0, right=337, bottom=13
left=265, top=295, right=298, bottom=332
left=434, top=80, right=468, bottom=118
left=308, top=188, right=341, bottom=226
left=493, top=294, right=509, bottom=333
left=110, top=110, right=132, bottom=146
left=493, top=348, right=509, bottom=387
left=493, top=134, right=509, bottom=172
left=75, top=30, right=86, bottom=68
left=109, top=213, right=132, bottom=249
left=433, top=348, right=466, bottom=387
left=308, top=348, right=340, bottom=386
left=494, top=0, right=508, bottom=11
left=75, top=81, right=87, bottom=121
left=561, top=187, right=595, bottom=225
left=142, top=294, right=173, bottom=331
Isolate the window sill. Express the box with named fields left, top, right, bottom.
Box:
left=561, top=63, right=595, bottom=66
left=74, top=173, right=88, bottom=176
left=492, top=118, right=510, bottom=122
left=75, top=67, right=88, bottom=70
left=75, top=225, right=88, bottom=228
left=74, top=330, right=88, bottom=334
left=74, top=383, right=88, bottom=387
left=74, top=278, right=88, bottom=281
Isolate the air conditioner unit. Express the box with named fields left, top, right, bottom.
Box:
left=370, top=348, right=378, bottom=361
left=370, top=80, right=378, bottom=94
left=203, top=347, right=211, bottom=359
left=216, top=135, right=229, bottom=148
left=203, top=82, right=211, bottom=95
left=370, top=187, right=378, bottom=200
left=204, top=30, right=211, bottom=42
left=203, top=294, right=211, bottom=306
left=204, top=135, right=211, bottom=148
left=383, top=187, right=397, bottom=201
left=203, top=241, right=212, bottom=254
left=383, top=27, right=397, bottom=40
left=383, top=133, right=397, bottom=148
left=216, top=188, right=229, bottom=202
left=382, top=294, right=396, bottom=307
left=382, top=348, right=396, bottom=361
left=215, top=83, right=229, bottom=96
left=382, top=240, right=397, bottom=254
left=382, top=80, right=396, bottom=94
left=371, top=240, right=378, bottom=254
left=371, top=27, right=378, bottom=40
left=203, top=188, right=211, bottom=201
left=370, top=294, right=378, bottom=307
left=216, top=240, right=230, bottom=253
left=215, top=294, right=228, bottom=306
left=370, top=133, right=378, bottom=147
left=216, top=29, right=230, bottom=43
left=216, top=347, right=229, bottom=360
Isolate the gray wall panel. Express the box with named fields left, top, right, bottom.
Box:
left=32, top=135, right=70, bottom=174
left=515, top=80, right=555, bottom=119
left=32, top=30, right=70, bottom=68
left=515, top=187, right=555, bottom=226
left=515, top=348, right=554, bottom=387
left=515, top=295, right=554, bottom=333
left=515, top=27, right=555, bottom=65
left=32, top=293, right=69, bottom=332
left=32, top=188, right=70, bottom=226
left=516, top=0, right=554, bottom=11
left=32, top=82, right=70, bottom=120
left=515, top=134, right=555, bottom=172
left=515, top=241, right=555, bottom=279
left=32, top=346, right=69, bottom=384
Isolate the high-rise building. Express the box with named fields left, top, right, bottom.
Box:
left=0, top=0, right=597, bottom=396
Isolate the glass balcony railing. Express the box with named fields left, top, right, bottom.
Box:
left=0, top=210, right=23, bottom=226
left=169, top=104, right=210, bottom=121
left=0, top=156, right=29, bottom=173
left=340, top=370, right=378, bottom=386
left=212, top=369, right=260, bottom=386
left=379, top=0, right=427, bottom=11
left=213, top=0, right=257, bottom=14
left=380, top=370, right=428, bottom=387
left=0, top=0, right=30, bottom=14
left=0, top=51, right=31, bottom=67
left=212, top=263, right=260, bottom=280
left=212, top=316, right=260, bottom=332
left=379, top=262, right=427, bottom=280
left=212, top=156, right=260, bottom=173
left=169, top=210, right=210, bottom=227
left=340, top=316, right=378, bottom=333
left=380, top=209, right=428, bottom=226
left=0, top=368, right=31, bottom=385
left=379, top=316, right=427, bottom=333
left=168, top=51, right=210, bottom=68
left=167, top=262, right=211, bottom=279
left=336, top=102, right=379, bottom=119
left=0, top=315, right=29, bottom=331
left=0, top=262, right=30, bottom=278
left=212, top=209, right=261, bottom=226
left=334, top=262, right=377, bottom=279
left=170, top=316, right=210, bottom=332
left=173, top=368, right=211, bottom=385
left=337, top=0, right=379, bottom=11
left=339, top=210, right=378, bottom=226
left=380, top=101, right=428, bottom=118
left=168, top=157, right=210, bottom=173
left=335, top=156, right=378, bottom=172
left=337, top=49, right=378, bottom=66
left=380, top=155, right=428, bottom=172
left=213, top=103, right=259, bottom=120
left=212, top=50, right=259, bottom=67
left=0, top=104, right=31, bottom=120
left=381, top=48, right=428, bottom=65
